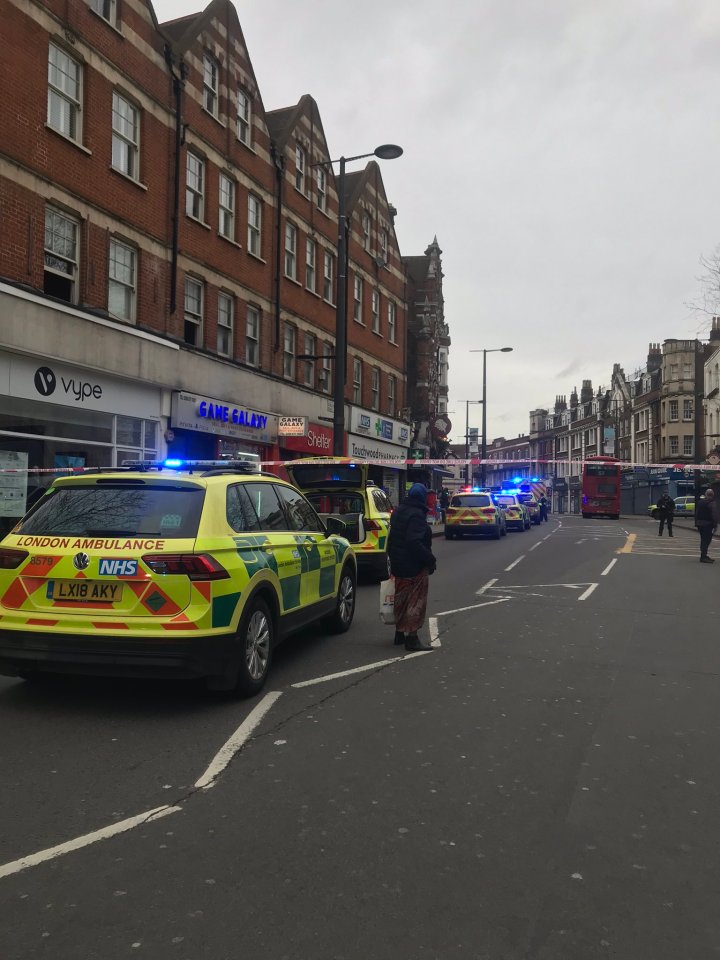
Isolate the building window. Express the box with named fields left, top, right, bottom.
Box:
left=284, top=221, right=297, bottom=279
left=669, top=435, right=679, bottom=456
left=362, top=211, right=371, bottom=251
left=371, top=290, right=380, bottom=334
left=316, top=166, right=327, bottom=212
left=237, top=89, right=251, bottom=145
left=303, top=332, right=315, bottom=387
left=388, top=375, right=396, bottom=415
left=371, top=367, right=380, bottom=411
left=353, top=276, right=363, bottom=323
left=44, top=207, right=78, bottom=303
left=439, top=348, right=448, bottom=386
left=217, top=292, right=234, bottom=358
left=683, top=398, right=693, bottom=421
left=683, top=435, right=694, bottom=457
left=321, top=342, right=333, bottom=394
left=387, top=301, right=397, bottom=343
left=248, top=195, right=262, bottom=256
left=246, top=305, right=259, bottom=366
left=203, top=54, right=219, bottom=117
left=352, top=359, right=362, bottom=405
left=683, top=361, right=693, bottom=380
left=323, top=251, right=334, bottom=302
left=305, top=238, right=316, bottom=291
left=283, top=324, right=296, bottom=379
left=218, top=174, right=235, bottom=240
left=91, top=0, right=117, bottom=25
left=111, top=92, right=139, bottom=179
left=379, top=228, right=388, bottom=264
left=184, top=277, right=203, bottom=347
left=669, top=399, right=678, bottom=422
left=669, top=363, right=678, bottom=381
left=47, top=43, right=81, bottom=141
left=186, top=152, right=204, bottom=220
left=108, top=239, right=136, bottom=322
left=295, top=144, right=306, bottom=193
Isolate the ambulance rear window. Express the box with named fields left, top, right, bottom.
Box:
left=451, top=494, right=491, bottom=508
left=15, top=485, right=204, bottom=538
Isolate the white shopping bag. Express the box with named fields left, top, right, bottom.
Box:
left=379, top=577, right=396, bottom=625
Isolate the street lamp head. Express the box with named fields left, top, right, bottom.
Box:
left=373, top=143, right=403, bottom=160
left=500, top=347, right=513, bottom=353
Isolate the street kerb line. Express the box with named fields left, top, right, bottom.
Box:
left=0, top=804, right=181, bottom=881
left=505, top=555, right=525, bottom=571
left=194, top=691, right=283, bottom=789
left=601, top=558, right=617, bottom=576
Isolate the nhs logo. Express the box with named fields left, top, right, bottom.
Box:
left=359, top=414, right=371, bottom=430
left=99, top=558, right=138, bottom=576
left=399, top=427, right=409, bottom=441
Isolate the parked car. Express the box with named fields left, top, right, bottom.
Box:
left=647, top=495, right=696, bottom=519
left=444, top=490, right=507, bottom=540
left=285, top=458, right=393, bottom=580
left=492, top=492, right=531, bottom=531
left=0, top=460, right=356, bottom=695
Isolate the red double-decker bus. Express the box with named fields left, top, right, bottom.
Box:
left=581, top=456, right=621, bottom=519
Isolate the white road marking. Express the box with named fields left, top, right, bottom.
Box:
left=578, top=583, right=599, bottom=601
left=436, top=597, right=511, bottom=617
left=476, top=578, right=498, bottom=596
left=291, top=653, right=423, bottom=688
left=0, top=805, right=181, bottom=881
left=195, top=691, right=283, bottom=789
left=429, top=617, right=441, bottom=648
left=542, top=535, right=552, bottom=541
left=576, top=539, right=587, bottom=545
left=601, top=559, right=617, bottom=576
left=505, top=555, right=525, bottom=571
left=529, top=542, right=542, bottom=552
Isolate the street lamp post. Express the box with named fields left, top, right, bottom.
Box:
left=469, top=347, right=513, bottom=486
left=462, top=400, right=482, bottom=485
left=324, top=144, right=403, bottom=456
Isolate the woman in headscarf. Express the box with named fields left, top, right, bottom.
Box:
left=387, top=483, right=437, bottom=651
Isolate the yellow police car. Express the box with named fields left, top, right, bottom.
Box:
left=492, top=492, right=531, bottom=531
left=285, top=458, right=392, bottom=579
left=0, top=460, right=357, bottom=696
left=444, top=489, right=507, bottom=540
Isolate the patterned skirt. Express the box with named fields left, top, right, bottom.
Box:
left=393, top=569, right=429, bottom=633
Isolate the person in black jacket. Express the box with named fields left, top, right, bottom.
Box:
left=656, top=492, right=675, bottom=537
left=387, top=483, right=437, bottom=651
left=696, top=489, right=717, bottom=563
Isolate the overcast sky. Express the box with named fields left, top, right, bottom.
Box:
left=154, top=0, right=720, bottom=445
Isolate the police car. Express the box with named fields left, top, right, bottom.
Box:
left=492, top=492, right=531, bottom=531
left=444, top=489, right=507, bottom=540
left=0, top=460, right=356, bottom=696
left=648, top=495, right=695, bottom=519
left=285, top=458, right=393, bottom=579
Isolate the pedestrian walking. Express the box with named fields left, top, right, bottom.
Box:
left=387, top=482, right=436, bottom=651
left=439, top=487, right=450, bottom=523
left=539, top=494, right=549, bottom=522
left=696, top=489, right=717, bottom=563
left=656, top=492, right=675, bottom=537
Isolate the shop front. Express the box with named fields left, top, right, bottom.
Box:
left=169, top=391, right=278, bottom=465
left=275, top=417, right=334, bottom=481
left=347, top=409, right=410, bottom=506
left=0, top=350, right=161, bottom=535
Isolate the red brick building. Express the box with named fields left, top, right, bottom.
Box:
left=0, top=0, right=427, bottom=524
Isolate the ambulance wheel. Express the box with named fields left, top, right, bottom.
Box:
left=444, top=529, right=454, bottom=540
left=325, top=564, right=356, bottom=634
left=234, top=597, right=273, bottom=697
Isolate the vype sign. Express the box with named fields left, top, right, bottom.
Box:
left=2, top=352, right=160, bottom=418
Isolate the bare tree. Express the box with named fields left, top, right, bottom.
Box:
left=686, top=245, right=720, bottom=334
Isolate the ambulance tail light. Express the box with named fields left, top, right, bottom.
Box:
left=0, top=548, right=28, bottom=569
left=142, top=553, right=229, bottom=580
left=481, top=508, right=496, bottom=517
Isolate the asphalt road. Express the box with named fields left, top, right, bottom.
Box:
left=1, top=515, right=719, bottom=959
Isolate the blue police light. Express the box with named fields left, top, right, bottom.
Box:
left=472, top=486, right=481, bottom=492
left=531, top=477, right=540, bottom=482
left=163, top=458, right=184, bottom=468
left=512, top=476, right=522, bottom=484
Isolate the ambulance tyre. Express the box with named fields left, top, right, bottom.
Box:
left=233, top=597, right=274, bottom=697
left=444, top=529, right=454, bottom=539
left=492, top=526, right=501, bottom=540
left=325, top=564, right=356, bottom=633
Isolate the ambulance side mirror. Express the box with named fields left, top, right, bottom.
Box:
left=325, top=516, right=347, bottom=537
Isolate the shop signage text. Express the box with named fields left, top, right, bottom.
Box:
left=282, top=423, right=333, bottom=453
left=278, top=416, right=308, bottom=437
left=198, top=400, right=268, bottom=430
left=349, top=408, right=410, bottom=448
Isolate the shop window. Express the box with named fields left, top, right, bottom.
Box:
left=44, top=207, right=78, bottom=303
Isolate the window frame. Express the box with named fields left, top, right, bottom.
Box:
left=305, top=237, right=316, bottom=292
left=388, top=374, right=396, bottom=415
left=203, top=54, right=219, bottom=118
left=362, top=211, right=371, bottom=252
left=669, top=399, right=679, bottom=422
left=295, top=143, right=306, bottom=194
left=284, top=221, right=297, bottom=280
left=185, top=151, right=205, bottom=221
left=246, top=304, right=260, bottom=367
left=371, top=289, right=381, bottom=334
left=303, top=332, right=315, bottom=388
left=322, top=250, right=334, bottom=303
left=44, top=206, right=79, bottom=304
left=353, top=275, right=363, bottom=324
left=237, top=88, right=252, bottom=145
left=387, top=301, right=397, bottom=343
left=371, top=367, right=380, bottom=411
left=90, top=0, right=117, bottom=26
left=352, top=358, right=362, bottom=405
left=247, top=194, right=262, bottom=256
left=683, top=435, right=694, bottom=457
left=111, top=91, right=139, bottom=180
left=47, top=42, right=82, bottom=143
left=108, top=237, right=137, bottom=323
left=316, top=166, right=327, bottom=212
left=218, top=173, right=236, bottom=241
left=217, top=291, right=234, bottom=358
left=682, top=398, right=693, bottom=421
left=322, top=342, right=333, bottom=394
left=283, top=323, right=296, bottom=380
left=183, top=276, right=204, bottom=348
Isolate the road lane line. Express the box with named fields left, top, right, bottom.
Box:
left=529, top=542, right=541, bottom=552
left=578, top=583, right=599, bottom=601
left=476, top=578, right=498, bottom=596
left=601, top=559, right=617, bottom=576
left=436, top=597, right=511, bottom=617
left=0, top=805, right=181, bottom=881
left=195, top=691, right=283, bottom=789
left=429, top=617, right=441, bottom=648
left=505, top=555, right=525, bottom=571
